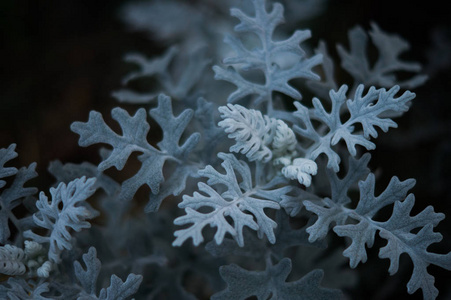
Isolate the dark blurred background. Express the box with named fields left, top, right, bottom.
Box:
left=1, top=0, right=450, bottom=299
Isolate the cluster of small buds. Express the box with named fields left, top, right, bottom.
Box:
left=0, top=241, right=53, bottom=278
left=270, top=119, right=317, bottom=187
left=218, top=103, right=318, bottom=186
left=36, top=261, right=53, bottom=278
left=280, top=158, right=318, bottom=187
left=24, top=240, right=52, bottom=278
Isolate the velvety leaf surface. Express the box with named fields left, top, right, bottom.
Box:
left=212, top=258, right=341, bottom=300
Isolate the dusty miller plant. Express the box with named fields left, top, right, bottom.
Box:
left=1, top=0, right=449, bottom=299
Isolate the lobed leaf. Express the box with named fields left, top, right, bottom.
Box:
left=0, top=155, right=38, bottom=243
left=212, top=258, right=341, bottom=300
left=72, top=94, right=200, bottom=211
left=293, top=84, right=414, bottom=171
left=306, top=166, right=450, bottom=299
left=24, top=177, right=98, bottom=263
left=213, top=0, right=321, bottom=106
left=173, top=153, right=291, bottom=247
left=337, top=23, right=428, bottom=89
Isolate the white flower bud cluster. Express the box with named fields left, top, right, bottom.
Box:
left=24, top=240, right=52, bottom=278
left=281, top=158, right=317, bottom=187
left=218, top=104, right=318, bottom=186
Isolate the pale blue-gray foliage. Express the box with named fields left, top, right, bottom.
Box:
left=0, top=278, right=51, bottom=300
left=213, top=0, right=322, bottom=107
left=218, top=104, right=276, bottom=162
left=193, top=98, right=227, bottom=162
left=74, top=247, right=101, bottom=296
left=212, top=258, right=341, bottom=300
left=0, top=144, right=18, bottom=189
left=337, top=23, right=428, bottom=89
left=206, top=210, right=325, bottom=260
left=71, top=94, right=200, bottom=212
left=119, top=0, right=329, bottom=61
left=173, top=152, right=292, bottom=247
left=304, top=160, right=451, bottom=299
left=24, top=177, right=98, bottom=263
left=112, top=47, right=210, bottom=103
left=0, top=244, right=26, bottom=275
left=0, top=144, right=38, bottom=244
left=2, top=0, right=449, bottom=299
left=48, top=160, right=120, bottom=196
left=120, top=1, right=203, bottom=43
left=98, top=275, right=143, bottom=300
left=293, top=84, right=415, bottom=171
left=309, top=23, right=428, bottom=99
left=302, top=155, right=371, bottom=243
left=307, top=41, right=338, bottom=100
left=74, top=247, right=143, bottom=300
